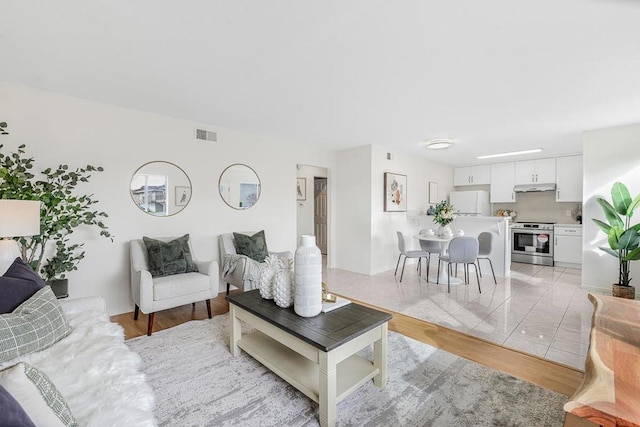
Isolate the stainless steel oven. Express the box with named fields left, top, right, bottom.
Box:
left=511, top=222, right=554, bottom=266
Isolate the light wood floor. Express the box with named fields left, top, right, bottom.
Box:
left=110, top=292, right=584, bottom=397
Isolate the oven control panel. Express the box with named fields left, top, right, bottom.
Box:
left=511, top=222, right=554, bottom=230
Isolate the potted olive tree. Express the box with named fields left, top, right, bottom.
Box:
left=0, top=136, right=112, bottom=297
left=592, top=182, right=640, bottom=299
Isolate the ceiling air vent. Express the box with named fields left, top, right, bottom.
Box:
left=195, top=128, right=217, bottom=142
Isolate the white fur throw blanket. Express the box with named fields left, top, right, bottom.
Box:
left=0, top=298, right=156, bottom=426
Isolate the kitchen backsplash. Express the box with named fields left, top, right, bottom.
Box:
left=493, top=191, right=581, bottom=223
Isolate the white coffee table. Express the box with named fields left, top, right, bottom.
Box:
left=227, top=290, right=392, bottom=427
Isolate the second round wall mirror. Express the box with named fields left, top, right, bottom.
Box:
left=218, top=164, right=261, bottom=210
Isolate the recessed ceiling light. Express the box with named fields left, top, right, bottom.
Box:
left=424, top=139, right=453, bottom=150
left=476, top=148, right=543, bottom=159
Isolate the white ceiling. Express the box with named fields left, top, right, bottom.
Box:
left=2, top=0, right=640, bottom=166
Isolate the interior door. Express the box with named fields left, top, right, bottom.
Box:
left=314, top=177, right=328, bottom=254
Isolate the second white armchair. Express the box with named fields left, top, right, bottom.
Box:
left=219, top=231, right=293, bottom=294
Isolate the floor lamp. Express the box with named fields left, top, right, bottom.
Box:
left=0, top=200, right=41, bottom=275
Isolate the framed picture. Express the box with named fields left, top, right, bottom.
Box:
left=429, top=181, right=438, bottom=204
left=175, top=186, right=191, bottom=206
left=384, top=172, right=407, bottom=212
left=297, top=177, right=306, bottom=201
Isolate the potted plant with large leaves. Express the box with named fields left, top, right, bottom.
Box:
left=592, top=182, right=640, bottom=299
left=0, top=136, right=112, bottom=297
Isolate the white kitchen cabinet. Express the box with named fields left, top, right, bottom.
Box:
left=556, top=155, right=583, bottom=202
left=554, top=225, right=582, bottom=266
left=515, top=158, right=556, bottom=184
left=454, top=165, right=490, bottom=186
left=490, top=162, right=516, bottom=203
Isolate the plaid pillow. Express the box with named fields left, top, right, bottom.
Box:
left=0, top=286, right=71, bottom=364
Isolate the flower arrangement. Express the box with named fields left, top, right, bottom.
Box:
left=434, top=200, right=455, bottom=226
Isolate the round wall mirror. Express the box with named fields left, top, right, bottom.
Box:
left=218, top=164, right=261, bottom=210
left=130, top=161, right=192, bottom=216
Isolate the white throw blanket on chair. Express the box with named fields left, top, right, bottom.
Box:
left=222, top=254, right=266, bottom=285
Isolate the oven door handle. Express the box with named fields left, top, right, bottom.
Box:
left=511, top=229, right=553, bottom=235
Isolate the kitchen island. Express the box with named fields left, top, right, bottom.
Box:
left=452, top=216, right=511, bottom=278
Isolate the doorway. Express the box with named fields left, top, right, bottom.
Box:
left=314, top=177, right=328, bottom=254
left=296, top=165, right=329, bottom=266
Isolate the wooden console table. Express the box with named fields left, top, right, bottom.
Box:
left=564, top=293, right=640, bottom=427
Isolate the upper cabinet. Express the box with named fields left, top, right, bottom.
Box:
left=453, top=165, right=490, bottom=186
left=490, top=162, right=516, bottom=203
left=556, top=155, right=583, bottom=202
left=515, top=158, right=556, bottom=184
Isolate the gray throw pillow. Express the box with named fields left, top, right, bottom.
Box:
left=143, top=234, right=199, bottom=277
left=233, top=230, right=269, bottom=263
left=0, top=286, right=71, bottom=364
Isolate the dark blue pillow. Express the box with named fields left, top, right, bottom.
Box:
left=0, top=385, right=36, bottom=427
left=0, top=258, right=46, bottom=314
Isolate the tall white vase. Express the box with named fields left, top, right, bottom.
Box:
left=294, top=235, right=323, bottom=317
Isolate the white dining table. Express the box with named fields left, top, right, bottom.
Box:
left=414, top=233, right=463, bottom=285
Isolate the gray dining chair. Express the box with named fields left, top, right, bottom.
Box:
left=437, top=236, right=481, bottom=293
left=418, top=228, right=441, bottom=280
left=477, top=231, right=497, bottom=285
left=395, top=231, right=430, bottom=282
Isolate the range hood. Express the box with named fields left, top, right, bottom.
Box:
left=513, top=183, right=556, bottom=193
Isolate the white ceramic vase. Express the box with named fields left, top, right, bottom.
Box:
left=438, top=224, right=453, bottom=238
left=294, top=235, right=323, bottom=317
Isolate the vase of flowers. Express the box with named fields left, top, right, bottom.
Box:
left=434, top=200, right=456, bottom=237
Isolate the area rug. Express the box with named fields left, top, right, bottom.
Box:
left=127, top=314, right=566, bottom=426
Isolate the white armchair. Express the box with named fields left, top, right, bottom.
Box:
left=130, top=236, right=219, bottom=335
left=219, top=232, right=293, bottom=294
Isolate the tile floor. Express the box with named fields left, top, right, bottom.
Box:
left=324, top=260, right=593, bottom=370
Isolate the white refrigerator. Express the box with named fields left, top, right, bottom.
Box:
left=449, top=190, right=490, bottom=216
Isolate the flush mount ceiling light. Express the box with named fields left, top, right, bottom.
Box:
left=476, top=148, right=543, bottom=160
left=424, top=139, right=453, bottom=150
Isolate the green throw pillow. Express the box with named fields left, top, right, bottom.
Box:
left=143, top=234, right=199, bottom=277
left=233, top=231, right=269, bottom=262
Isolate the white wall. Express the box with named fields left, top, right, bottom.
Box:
left=583, top=122, right=640, bottom=293
left=370, top=145, right=454, bottom=275
left=333, top=145, right=454, bottom=276
left=335, top=146, right=372, bottom=274
left=1, top=81, right=335, bottom=314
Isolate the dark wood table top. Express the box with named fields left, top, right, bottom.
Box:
left=227, top=290, right=392, bottom=352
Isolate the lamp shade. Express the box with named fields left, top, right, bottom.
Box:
left=0, top=200, right=41, bottom=237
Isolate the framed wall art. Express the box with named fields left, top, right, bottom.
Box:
left=384, top=172, right=407, bottom=212
left=297, top=177, right=307, bottom=201
left=175, top=185, right=191, bottom=206
left=429, top=181, right=438, bottom=204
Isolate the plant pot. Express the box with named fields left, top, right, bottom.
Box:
left=612, top=284, right=635, bottom=299
left=49, top=278, right=69, bottom=299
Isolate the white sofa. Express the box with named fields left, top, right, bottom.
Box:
left=0, top=296, right=156, bottom=426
